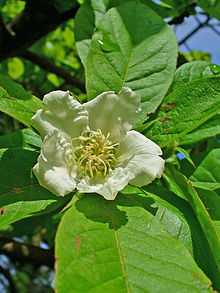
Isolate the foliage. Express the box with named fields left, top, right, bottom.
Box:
left=1, top=0, right=220, bottom=292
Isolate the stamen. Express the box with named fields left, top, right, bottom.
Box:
left=74, top=129, right=118, bottom=178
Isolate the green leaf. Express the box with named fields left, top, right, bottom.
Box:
left=75, top=0, right=125, bottom=66
left=75, top=1, right=96, bottom=66
left=159, top=0, right=196, bottom=17
left=191, top=149, right=220, bottom=220
left=165, top=167, right=220, bottom=288
left=172, top=61, right=212, bottom=91
left=75, top=0, right=181, bottom=66
left=0, top=128, right=42, bottom=149
left=181, top=114, right=220, bottom=145
left=146, top=77, right=220, bottom=147
left=198, top=0, right=220, bottom=20
left=7, top=57, right=24, bottom=79
left=85, top=1, right=177, bottom=113
left=0, top=148, right=68, bottom=230
left=122, top=185, right=193, bottom=250
left=55, top=193, right=213, bottom=292
left=191, top=181, right=220, bottom=191
left=0, top=74, right=42, bottom=127
left=142, top=182, right=220, bottom=289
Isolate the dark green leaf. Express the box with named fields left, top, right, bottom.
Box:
left=0, top=128, right=41, bottom=149
left=191, top=149, right=220, bottom=220
left=0, top=148, right=68, bottom=230
left=165, top=167, right=220, bottom=288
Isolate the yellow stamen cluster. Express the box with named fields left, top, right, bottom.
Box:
left=74, top=129, right=118, bottom=178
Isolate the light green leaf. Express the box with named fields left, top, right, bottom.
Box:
left=7, top=57, right=24, bottom=79
left=172, top=61, right=212, bottom=91
left=122, top=185, right=193, bottom=251
left=170, top=62, right=220, bottom=147
left=192, top=181, right=220, bottom=191
left=55, top=193, right=213, bottom=292
left=0, top=148, right=69, bottom=230
left=85, top=1, right=177, bottom=113
left=146, top=77, right=220, bottom=147
left=0, top=74, right=42, bottom=127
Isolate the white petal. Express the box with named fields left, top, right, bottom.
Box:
left=127, top=154, right=164, bottom=186
left=32, top=90, right=88, bottom=138
left=33, top=130, right=76, bottom=196
left=77, top=167, right=131, bottom=200
left=84, top=87, right=140, bottom=142
left=120, top=130, right=162, bottom=158
left=119, top=130, right=165, bottom=187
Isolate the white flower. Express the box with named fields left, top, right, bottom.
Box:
left=32, top=88, right=164, bottom=200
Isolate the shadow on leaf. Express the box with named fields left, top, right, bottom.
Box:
left=75, top=192, right=156, bottom=230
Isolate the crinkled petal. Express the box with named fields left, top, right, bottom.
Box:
left=119, top=130, right=165, bottom=187
left=77, top=167, right=131, bottom=200
left=84, top=87, right=140, bottom=142
left=32, top=90, right=88, bottom=138
left=33, top=130, right=76, bottom=196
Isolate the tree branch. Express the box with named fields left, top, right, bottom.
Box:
left=20, top=50, right=85, bottom=91
left=0, top=266, right=17, bottom=293
left=0, top=237, right=54, bottom=268
left=0, top=0, right=79, bottom=60
left=178, top=17, right=209, bottom=46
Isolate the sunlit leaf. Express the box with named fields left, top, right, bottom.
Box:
left=55, top=193, right=213, bottom=292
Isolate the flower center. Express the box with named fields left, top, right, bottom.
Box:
left=74, top=129, right=119, bottom=178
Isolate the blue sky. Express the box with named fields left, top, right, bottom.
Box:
left=152, top=0, right=220, bottom=64
left=174, top=12, right=220, bottom=64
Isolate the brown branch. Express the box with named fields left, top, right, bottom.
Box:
left=0, top=266, right=17, bottom=293
left=20, top=50, right=85, bottom=91
left=0, top=237, right=54, bottom=268
left=0, top=1, right=79, bottom=61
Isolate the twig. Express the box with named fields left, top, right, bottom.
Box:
left=208, top=24, right=220, bottom=37
left=20, top=50, right=85, bottom=91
